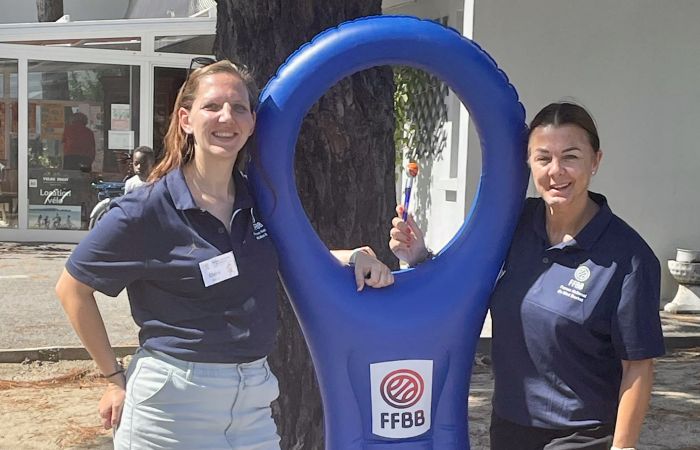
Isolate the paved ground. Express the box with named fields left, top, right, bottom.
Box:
left=2, top=241, right=699, bottom=351
left=1, top=241, right=699, bottom=449
left=0, top=242, right=138, bottom=350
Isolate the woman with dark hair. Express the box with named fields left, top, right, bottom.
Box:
left=56, top=59, right=393, bottom=449
left=390, top=102, right=664, bottom=450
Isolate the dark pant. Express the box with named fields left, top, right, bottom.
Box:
left=63, top=155, right=92, bottom=171
left=490, top=411, right=614, bottom=450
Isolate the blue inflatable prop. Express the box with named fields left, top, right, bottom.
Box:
left=249, top=15, right=527, bottom=449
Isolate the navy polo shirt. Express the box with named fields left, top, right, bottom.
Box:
left=66, top=167, right=279, bottom=363
left=490, top=192, right=665, bottom=429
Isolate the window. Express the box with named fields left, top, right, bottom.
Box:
left=26, top=60, right=140, bottom=230
left=0, top=59, right=18, bottom=228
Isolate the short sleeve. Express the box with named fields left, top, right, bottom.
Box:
left=612, top=254, right=666, bottom=360
left=65, top=202, right=145, bottom=297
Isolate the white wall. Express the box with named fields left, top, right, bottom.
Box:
left=470, top=0, right=700, bottom=299
left=0, top=0, right=129, bottom=23
left=384, top=0, right=475, bottom=252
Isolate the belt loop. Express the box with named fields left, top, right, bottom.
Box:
left=263, top=359, right=270, bottom=380
left=237, top=364, right=245, bottom=388
left=186, top=360, right=194, bottom=381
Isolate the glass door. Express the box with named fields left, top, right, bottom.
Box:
left=26, top=60, right=140, bottom=230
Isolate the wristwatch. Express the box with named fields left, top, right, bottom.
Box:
left=409, top=248, right=434, bottom=268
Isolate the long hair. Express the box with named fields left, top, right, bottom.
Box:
left=149, top=60, right=259, bottom=181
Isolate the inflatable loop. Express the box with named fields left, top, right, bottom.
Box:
left=248, top=15, right=528, bottom=449
left=250, top=14, right=528, bottom=300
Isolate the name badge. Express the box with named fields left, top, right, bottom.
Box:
left=199, top=251, right=239, bottom=287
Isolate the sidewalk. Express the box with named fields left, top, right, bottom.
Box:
left=0, top=242, right=138, bottom=355
left=1, top=241, right=699, bottom=356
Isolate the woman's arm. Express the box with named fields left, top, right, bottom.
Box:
left=612, top=358, right=655, bottom=449
left=55, top=269, right=126, bottom=429
left=331, top=247, right=394, bottom=291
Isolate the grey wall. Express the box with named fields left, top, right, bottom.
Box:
left=470, top=0, right=700, bottom=299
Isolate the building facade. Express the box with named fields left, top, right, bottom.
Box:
left=0, top=13, right=215, bottom=242
left=1, top=0, right=697, bottom=300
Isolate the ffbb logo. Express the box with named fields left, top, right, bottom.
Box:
left=370, top=360, right=432, bottom=439
left=380, top=369, right=424, bottom=408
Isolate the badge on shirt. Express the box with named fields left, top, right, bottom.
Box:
left=556, top=264, right=591, bottom=302
left=199, top=251, right=239, bottom=287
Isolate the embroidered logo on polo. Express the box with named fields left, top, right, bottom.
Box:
left=556, top=264, right=591, bottom=302
left=574, top=265, right=591, bottom=282
left=251, top=209, right=268, bottom=240
left=252, top=220, right=268, bottom=240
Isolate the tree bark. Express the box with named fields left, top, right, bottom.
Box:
left=214, top=2, right=396, bottom=448
left=36, top=0, right=64, bottom=22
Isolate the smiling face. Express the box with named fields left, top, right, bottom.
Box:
left=528, top=124, right=602, bottom=211
left=178, top=72, right=256, bottom=164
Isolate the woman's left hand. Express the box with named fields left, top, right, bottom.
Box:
left=352, top=247, right=394, bottom=291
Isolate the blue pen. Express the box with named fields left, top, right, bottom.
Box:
left=402, top=162, right=419, bottom=221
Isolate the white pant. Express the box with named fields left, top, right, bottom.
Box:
left=114, top=348, right=280, bottom=450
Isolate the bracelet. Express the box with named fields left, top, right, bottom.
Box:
left=102, top=366, right=125, bottom=379
left=409, top=248, right=434, bottom=268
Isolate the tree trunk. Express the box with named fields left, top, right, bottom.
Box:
left=36, top=0, right=64, bottom=22
left=214, top=1, right=396, bottom=448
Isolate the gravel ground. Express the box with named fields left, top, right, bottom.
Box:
left=0, top=350, right=698, bottom=449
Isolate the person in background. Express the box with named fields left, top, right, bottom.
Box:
left=124, top=146, right=155, bottom=194
left=389, top=102, right=664, bottom=450
left=56, top=59, right=393, bottom=450
left=62, top=112, right=95, bottom=171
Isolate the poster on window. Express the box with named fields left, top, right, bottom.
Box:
left=28, top=168, right=92, bottom=229
left=111, top=104, right=131, bottom=131
left=42, top=104, right=65, bottom=140
left=108, top=130, right=134, bottom=150
left=28, top=204, right=81, bottom=230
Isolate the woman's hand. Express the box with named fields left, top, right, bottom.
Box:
left=351, top=247, right=394, bottom=291
left=98, top=377, right=126, bottom=429
left=389, top=205, right=429, bottom=266
left=331, top=248, right=395, bottom=291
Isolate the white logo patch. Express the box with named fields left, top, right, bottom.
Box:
left=370, top=360, right=432, bottom=439
left=574, top=265, right=591, bottom=282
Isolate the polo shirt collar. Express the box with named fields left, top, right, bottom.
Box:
left=533, top=191, right=613, bottom=251
left=232, top=170, right=254, bottom=211
left=166, top=166, right=254, bottom=211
